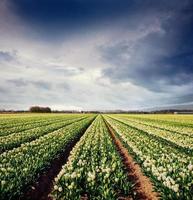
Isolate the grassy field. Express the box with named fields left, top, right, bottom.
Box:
left=0, top=113, right=192, bottom=200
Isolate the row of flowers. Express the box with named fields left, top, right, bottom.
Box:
left=119, top=114, right=193, bottom=137
left=0, top=114, right=76, bottom=137
left=0, top=116, right=86, bottom=153
left=123, top=114, right=193, bottom=125
left=105, top=115, right=193, bottom=200
left=51, top=115, right=132, bottom=200
left=114, top=116, right=193, bottom=150
left=0, top=116, right=95, bottom=200
left=0, top=114, right=50, bottom=129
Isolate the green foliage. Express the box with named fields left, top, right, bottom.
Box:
left=0, top=116, right=94, bottom=200
left=51, top=116, right=132, bottom=200
left=105, top=115, right=193, bottom=200
left=29, top=106, right=51, bottom=113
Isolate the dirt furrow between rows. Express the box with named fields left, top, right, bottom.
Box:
left=104, top=119, right=159, bottom=200
left=19, top=122, right=94, bottom=200
left=19, top=139, right=80, bottom=200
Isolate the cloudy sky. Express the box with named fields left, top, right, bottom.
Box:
left=0, top=0, right=193, bottom=110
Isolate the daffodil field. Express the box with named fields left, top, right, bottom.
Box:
left=0, top=115, right=87, bottom=153
left=0, top=114, right=95, bottom=199
left=0, top=113, right=192, bottom=200
left=52, top=115, right=131, bottom=200
left=104, top=114, right=193, bottom=200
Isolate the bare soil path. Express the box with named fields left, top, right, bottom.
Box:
left=18, top=117, right=96, bottom=200
left=19, top=137, right=81, bottom=200
left=104, top=119, right=159, bottom=200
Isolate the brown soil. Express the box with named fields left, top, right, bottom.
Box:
left=104, top=120, right=159, bottom=200
left=80, top=194, right=89, bottom=200
left=19, top=135, right=85, bottom=200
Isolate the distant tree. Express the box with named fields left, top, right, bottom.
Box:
left=29, top=106, right=51, bottom=113
left=43, top=107, right=52, bottom=113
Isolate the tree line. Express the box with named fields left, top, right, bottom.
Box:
left=29, top=106, right=51, bottom=113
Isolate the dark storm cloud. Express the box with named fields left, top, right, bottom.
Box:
left=102, top=40, right=193, bottom=92
left=9, top=0, right=134, bottom=31
left=8, top=0, right=190, bottom=28
left=101, top=0, right=193, bottom=94
left=172, top=94, right=193, bottom=105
